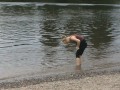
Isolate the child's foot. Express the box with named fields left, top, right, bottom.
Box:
left=75, top=65, right=81, bottom=71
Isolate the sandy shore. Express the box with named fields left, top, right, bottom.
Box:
left=2, top=72, right=120, bottom=90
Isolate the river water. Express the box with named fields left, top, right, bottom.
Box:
left=0, top=2, right=120, bottom=81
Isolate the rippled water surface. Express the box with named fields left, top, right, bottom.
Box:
left=0, top=2, right=120, bottom=80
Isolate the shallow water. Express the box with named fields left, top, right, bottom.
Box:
left=0, top=2, right=120, bottom=81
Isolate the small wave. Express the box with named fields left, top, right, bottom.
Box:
left=35, top=2, right=120, bottom=7
left=36, top=3, right=120, bottom=7
left=0, top=43, right=32, bottom=48
left=0, top=2, right=120, bottom=7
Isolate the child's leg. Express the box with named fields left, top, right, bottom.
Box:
left=75, top=40, right=87, bottom=70
left=76, top=57, right=81, bottom=66
left=75, top=57, right=81, bottom=70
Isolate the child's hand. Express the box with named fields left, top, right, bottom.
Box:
left=76, top=47, right=79, bottom=50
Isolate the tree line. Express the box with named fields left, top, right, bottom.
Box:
left=0, top=0, right=119, bottom=4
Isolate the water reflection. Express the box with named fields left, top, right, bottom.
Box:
left=39, top=5, right=62, bottom=46
left=84, top=7, right=114, bottom=60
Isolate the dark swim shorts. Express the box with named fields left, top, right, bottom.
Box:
left=76, top=39, right=87, bottom=58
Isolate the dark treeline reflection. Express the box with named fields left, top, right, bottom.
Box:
left=0, top=0, right=120, bottom=4
left=84, top=6, right=114, bottom=59
left=40, top=6, right=60, bottom=46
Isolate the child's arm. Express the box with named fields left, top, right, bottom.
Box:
left=70, top=35, right=80, bottom=49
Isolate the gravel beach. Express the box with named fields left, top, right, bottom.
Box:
left=1, top=70, right=120, bottom=90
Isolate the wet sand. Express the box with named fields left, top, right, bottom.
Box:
left=3, top=74, right=120, bottom=90
left=1, top=70, right=120, bottom=90
left=3, top=73, right=120, bottom=90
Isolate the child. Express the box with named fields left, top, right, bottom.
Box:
left=62, top=34, right=87, bottom=70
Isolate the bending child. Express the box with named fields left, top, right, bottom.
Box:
left=62, top=34, right=87, bottom=70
